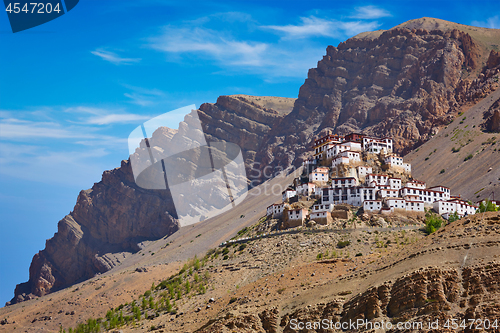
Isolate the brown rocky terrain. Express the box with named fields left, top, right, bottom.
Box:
left=3, top=202, right=498, bottom=332
left=6, top=18, right=500, bottom=329
left=254, top=18, right=500, bottom=180
left=198, top=95, right=295, bottom=179
left=9, top=159, right=179, bottom=305
left=7, top=95, right=295, bottom=306
left=405, top=87, right=500, bottom=202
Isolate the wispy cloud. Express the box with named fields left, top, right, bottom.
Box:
left=0, top=142, right=112, bottom=186
left=349, top=5, right=391, bottom=20
left=122, top=85, right=166, bottom=106
left=0, top=118, right=94, bottom=139
left=471, top=15, right=500, bottom=29
left=66, top=106, right=151, bottom=125
left=262, top=16, right=381, bottom=39
left=262, top=16, right=337, bottom=39
left=149, top=26, right=268, bottom=67
left=91, top=49, right=141, bottom=65
left=146, top=9, right=388, bottom=78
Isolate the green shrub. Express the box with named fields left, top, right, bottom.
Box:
left=337, top=240, right=351, bottom=249
left=478, top=200, right=499, bottom=213
left=448, top=211, right=460, bottom=223
left=464, top=154, right=473, bottom=161
left=440, top=169, right=445, bottom=174
left=425, top=213, right=443, bottom=234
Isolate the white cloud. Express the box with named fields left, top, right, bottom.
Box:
left=85, top=113, right=152, bottom=125
left=339, top=20, right=381, bottom=36
left=149, top=26, right=268, bottom=67
left=472, top=15, right=500, bottom=29
left=122, top=85, right=166, bottom=106
left=0, top=142, right=112, bottom=187
left=262, top=16, right=381, bottom=39
left=91, top=49, right=141, bottom=65
left=262, top=16, right=337, bottom=38
left=0, top=119, right=94, bottom=139
left=350, top=5, right=391, bottom=20
left=66, top=106, right=151, bottom=125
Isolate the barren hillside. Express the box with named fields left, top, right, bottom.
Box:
left=405, top=88, right=500, bottom=202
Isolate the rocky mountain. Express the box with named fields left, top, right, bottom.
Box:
left=7, top=95, right=295, bottom=305
left=255, top=18, right=500, bottom=180
left=7, top=17, right=500, bottom=306
left=9, top=160, right=179, bottom=305
left=405, top=87, right=500, bottom=202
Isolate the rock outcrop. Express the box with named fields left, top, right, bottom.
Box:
left=482, top=97, right=500, bottom=132
left=9, top=95, right=294, bottom=305
left=198, top=95, right=295, bottom=181
left=254, top=21, right=500, bottom=180
left=10, top=18, right=500, bottom=305
left=9, top=160, right=179, bottom=305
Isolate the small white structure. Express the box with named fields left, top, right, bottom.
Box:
left=331, top=177, right=358, bottom=188
left=403, top=163, right=411, bottom=174
left=362, top=137, right=393, bottom=154
left=332, top=151, right=361, bottom=167
left=309, top=167, right=329, bottom=183
left=385, top=155, right=411, bottom=174
left=379, top=189, right=399, bottom=198
left=286, top=208, right=308, bottom=227
left=357, top=166, right=373, bottom=178
left=266, top=203, right=287, bottom=219
left=326, top=144, right=350, bottom=159
left=296, top=182, right=316, bottom=197
left=406, top=180, right=426, bottom=189
left=311, top=203, right=334, bottom=213
left=367, top=174, right=389, bottom=186
left=429, top=186, right=451, bottom=196
left=405, top=200, right=424, bottom=212
left=386, top=198, right=406, bottom=210
left=384, top=155, right=404, bottom=167
left=340, top=141, right=362, bottom=152
left=364, top=200, right=382, bottom=212
left=388, top=177, right=402, bottom=190
left=331, top=155, right=350, bottom=167
left=433, top=199, right=477, bottom=217
left=282, top=188, right=297, bottom=202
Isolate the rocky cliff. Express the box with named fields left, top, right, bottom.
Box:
left=194, top=212, right=500, bottom=333
left=9, top=18, right=500, bottom=305
left=255, top=18, right=500, bottom=180
left=198, top=95, right=295, bottom=180
left=8, top=95, right=295, bottom=305
left=9, top=160, right=179, bottom=305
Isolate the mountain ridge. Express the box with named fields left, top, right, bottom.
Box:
left=7, top=17, right=500, bottom=307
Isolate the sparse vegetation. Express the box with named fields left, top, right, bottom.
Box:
left=425, top=212, right=443, bottom=234
left=478, top=200, right=499, bottom=213
left=337, top=240, right=351, bottom=249
left=464, top=154, right=473, bottom=161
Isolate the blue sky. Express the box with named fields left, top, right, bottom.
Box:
left=0, top=0, right=499, bottom=305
